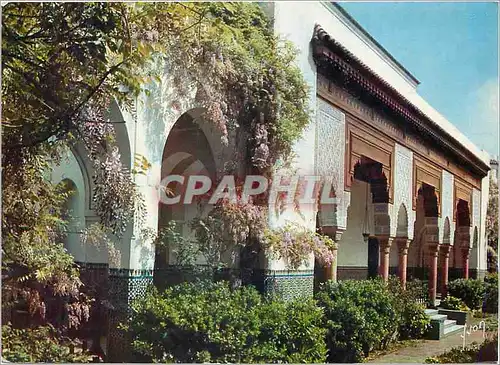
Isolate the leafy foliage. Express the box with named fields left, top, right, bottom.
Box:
left=1, top=324, right=92, bottom=363
left=447, top=279, right=486, bottom=310
left=486, top=177, right=498, bottom=254
left=440, top=296, right=470, bottom=311
left=125, top=281, right=327, bottom=363
left=2, top=2, right=310, bottom=333
left=483, top=273, right=498, bottom=313
left=387, top=277, right=431, bottom=340
left=316, top=279, right=399, bottom=363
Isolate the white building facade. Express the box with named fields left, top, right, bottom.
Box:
left=51, top=3, right=491, bottom=360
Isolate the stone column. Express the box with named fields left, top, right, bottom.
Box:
left=461, top=247, right=471, bottom=279
left=428, top=243, right=439, bottom=307
left=440, top=244, right=451, bottom=297
left=377, top=236, right=392, bottom=282
left=322, top=227, right=343, bottom=282
left=396, top=238, right=411, bottom=289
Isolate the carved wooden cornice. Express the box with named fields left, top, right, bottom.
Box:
left=311, top=24, right=490, bottom=178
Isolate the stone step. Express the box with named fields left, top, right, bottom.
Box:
left=443, top=324, right=464, bottom=337
left=444, top=319, right=457, bottom=329
left=429, top=314, right=448, bottom=321
left=425, top=309, right=439, bottom=316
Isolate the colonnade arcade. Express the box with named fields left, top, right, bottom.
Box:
left=315, top=166, right=477, bottom=306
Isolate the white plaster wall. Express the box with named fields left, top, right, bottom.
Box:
left=337, top=180, right=371, bottom=267
left=51, top=149, right=93, bottom=262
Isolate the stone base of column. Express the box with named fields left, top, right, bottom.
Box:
left=107, top=269, right=153, bottom=363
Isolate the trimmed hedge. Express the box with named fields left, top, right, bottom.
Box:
left=316, top=279, right=400, bottom=363
left=125, top=278, right=436, bottom=364
left=125, top=281, right=327, bottom=363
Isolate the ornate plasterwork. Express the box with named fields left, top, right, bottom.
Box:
left=316, top=98, right=347, bottom=229
left=472, top=188, right=481, bottom=230
left=441, top=170, right=455, bottom=245
left=391, top=144, right=414, bottom=239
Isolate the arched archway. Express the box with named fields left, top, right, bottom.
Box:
left=393, top=204, right=411, bottom=288
left=439, top=217, right=452, bottom=296
left=155, top=110, right=217, bottom=278
left=453, top=199, right=471, bottom=279
left=338, top=156, right=390, bottom=281
left=410, top=183, right=440, bottom=304
left=60, top=179, right=85, bottom=261
left=396, top=204, right=409, bottom=238
left=443, top=217, right=451, bottom=245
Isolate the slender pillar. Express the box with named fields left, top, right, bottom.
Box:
left=440, top=244, right=451, bottom=297
left=396, top=238, right=411, bottom=289
left=428, top=243, right=439, bottom=306
left=462, top=248, right=471, bottom=279
left=377, top=236, right=392, bottom=282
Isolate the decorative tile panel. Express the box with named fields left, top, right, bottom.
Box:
left=264, top=270, right=314, bottom=301
left=441, top=170, right=455, bottom=244
left=107, top=269, right=153, bottom=362
left=316, top=98, right=347, bottom=229
left=392, top=144, right=414, bottom=238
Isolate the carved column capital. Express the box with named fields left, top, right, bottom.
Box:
left=321, top=226, right=344, bottom=244
left=427, top=242, right=440, bottom=257
left=376, top=235, right=393, bottom=254
left=440, top=244, right=452, bottom=258
left=461, top=247, right=471, bottom=259
left=395, top=238, right=411, bottom=255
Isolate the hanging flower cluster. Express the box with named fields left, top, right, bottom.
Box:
left=79, top=96, right=140, bottom=237
left=262, top=224, right=337, bottom=270
left=190, top=198, right=267, bottom=267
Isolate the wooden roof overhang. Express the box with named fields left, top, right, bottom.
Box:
left=311, top=24, right=490, bottom=179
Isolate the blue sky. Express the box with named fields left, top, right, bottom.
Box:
left=339, top=2, right=499, bottom=157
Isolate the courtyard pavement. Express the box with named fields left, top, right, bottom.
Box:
left=368, top=317, right=496, bottom=363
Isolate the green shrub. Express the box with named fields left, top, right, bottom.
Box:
left=484, top=272, right=498, bottom=286
left=125, top=281, right=327, bottom=363
left=398, top=301, right=431, bottom=340
left=483, top=273, right=498, bottom=313
left=1, top=324, right=91, bottom=363
left=387, top=277, right=431, bottom=340
left=447, top=279, right=485, bottom=310
left=440, top=295, right=470, bottom=311
left=317, top=279, right=399, bottom=363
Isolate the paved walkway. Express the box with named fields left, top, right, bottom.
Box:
left=368, top=318, right=493, bottom=363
